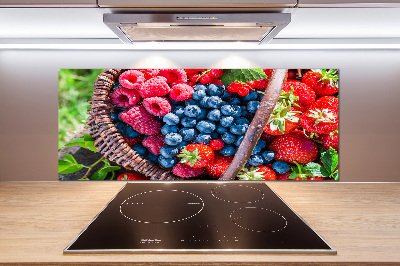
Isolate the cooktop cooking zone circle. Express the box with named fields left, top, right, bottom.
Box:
left=230, top=207, right=287, bottom=233
left=120, top=190, right=204, bottom=224
left=211, top=184, right=265, bottom=203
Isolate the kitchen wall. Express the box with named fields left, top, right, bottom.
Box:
left=0, top=48, right=399, bottom=182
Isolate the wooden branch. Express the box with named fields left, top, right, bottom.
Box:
left=219, top=69, right=288, bottom=180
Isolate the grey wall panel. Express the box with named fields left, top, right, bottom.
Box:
left=0, top=49, right=399, bottom=182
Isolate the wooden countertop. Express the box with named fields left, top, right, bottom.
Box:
left=0, top=182, right=399, bottom=265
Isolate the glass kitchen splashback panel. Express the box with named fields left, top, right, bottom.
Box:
left=58, top=69, right=339, bottom=181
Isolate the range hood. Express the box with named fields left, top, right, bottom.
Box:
left=103, top=13, right=291, bottom=45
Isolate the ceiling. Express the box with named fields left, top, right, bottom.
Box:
left=0, top=3, right=399, bottom=48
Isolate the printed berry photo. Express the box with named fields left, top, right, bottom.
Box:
left=58, top=69, right=339, bottom=181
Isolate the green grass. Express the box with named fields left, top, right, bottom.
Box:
left=58, top=69, right=104, bottom=149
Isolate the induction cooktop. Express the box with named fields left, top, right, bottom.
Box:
left=64, top=182, right=336, bottom=254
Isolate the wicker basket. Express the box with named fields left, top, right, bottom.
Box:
left=87, top=69, right=179, bottom=180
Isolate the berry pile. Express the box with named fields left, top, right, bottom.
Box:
left=107, top=68, right=339, bottom=181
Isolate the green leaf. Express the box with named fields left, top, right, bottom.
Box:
left=62, top=154, right=78, bottom=164
left=58, top=157, right=84, bottom=174
left=90, top=164, right=121, bottom=180
left=288, top=171, right=299, bottom=180
left=220, top=69, right=267, bottom=87
left=305, top=162, right=323, bottom=177
left=64, top=134, right=97, bottom=153
left=320, top=167, right=330, bottom=177
left=321, top=147, right=339, bottom=176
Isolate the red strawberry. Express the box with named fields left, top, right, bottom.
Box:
left=281, top=81, right=316, bottom=112
left=300, top=107, right=338, bottom=134
left=205, top=155, right=234, bottom=178
left=311, top=96, right=338, bottom=113
left=302, top=69, right=338, bottom=97
left=117, top=173, right=149, bottom=180
left=263, top=103, right=301, bottom=135
left=178, top=144, right=214, bottom=168
left=237, top=165, right=276, bottom=180
left=269, top=132, right=318, bottom=164
left=315, top=131, right=339, bottom=151
left=209, top=139, right=224, bottom=151
left=307, top=176, right=324, bottom=180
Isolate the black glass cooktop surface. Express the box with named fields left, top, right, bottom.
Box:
left=64, top=182, right=336, bottom=254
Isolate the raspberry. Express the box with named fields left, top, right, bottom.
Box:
left=209, top=69, right=223, bottom=78
left=138, top=76, right=170, bottom=98
left=189, top=74, right=200, bottom=83
left=138, top=69, right=160, bottom=80
left=119, top=106, right=161, bottom=135
left=142, top=134, right=165, bottom=155
left=109, top=87, right=140, bottom=108
left=172, top=163, right=205, bottom=178
left=142, top=97, right=171, bottom=116
left=170, top=83, right=194, bottom=101
left=159, top=69, right=187, bottom=86
left=199, top=73, right=213, bottom=84
left=123, top=136, right=143, bottom=146
left=119, top=70, right=145, bottom=90
left=209, top=139, right=224, bottom=150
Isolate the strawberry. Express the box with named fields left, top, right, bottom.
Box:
left=281, top=81, right=316, bottom=112
left=307, top=176, right=324, bottom=180
left=237, top=165, right=276, bottom=180
left=311, top=96, right=338, bottom=113
left=117, top=173, right=149, bottom=180
left=315, top=131, right=339, bottom=151
left=302, top=69, right=338, bottom=97
left=205, top=155, right=234, bottom=178
left=300, top=106, right=338, bottom=134
left=269, top=132, right=318, bottom=164
left=264, top=102, right=301, bottom=135
left=178, top=144, right=214, bottom=168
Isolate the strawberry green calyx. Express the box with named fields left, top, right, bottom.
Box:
left=178, top=148, right=202, bottom=167
left=289, top=161, right=312, bottom=180
left=237, top=167, right=264, bottom=180
left=279, top=86, right=300, bottom=108
left=312, top=69, right=339, bottom=88
left=267, top=102, right=300, bottom=133
left=306, top=108, right=337, bottom=126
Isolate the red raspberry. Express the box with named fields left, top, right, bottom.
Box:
left=209, top=139, right=224, bottom=151
left=227, top=82, right=241, bottom=92
left=237, top=84, right=251, bottom=96
left=138, top=76, right=170, bottom=98
left=159, top=69, right=187, bottom=86
left=142, top=97, right=171, bottom=116
left=119, top=70, right=145, bottom=90
left=119, top=106, right=161, bottom=136
left=123, top=136, right=143, bottom=146
left=109, top=87, right=140, bottom=108
left=170, top=83, right=194, bottom=101
left=172, top=163, right=205, bottom=178
left=189, top=74, right=200, bottom=82
left=199, top=73, right=213, bottom=84
left=209, top=69, right=223, bottom=78
left=187, top=81, right=196, bottom=87
left=142, top=134, right=165, bottom=155
left=138, top=69, right=160, bottom=80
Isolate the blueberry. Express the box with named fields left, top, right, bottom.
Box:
left=221, top=132, right=237, bottom=144
left=181, top=117, right=197, bottom=128
left=161, top=125, right=179, bottom=136
left=243, top=90, right=259, bottom=101
left=207, top=109, right=221, bottom=121
left=117, top=112, right=124, bottom=122
left=124, top=125, right=140, bottom=138
left=247, top=101, right=260, bottom=113
left=232, top=106, right=243, bottom=117
left=272, top=161, right=290, bottom=174
left=216, top=125, right=228, bottom=134
left=194, top=84, right=207, bottom=91
left=198, top=108, right=208, bottom=120
left=229, top=98, right=241, bottom=105
left=241, top=109, right=249, bottom=117
left=199, top=96, right=210, bottom=108
left=220, top=116, right=234, bottom=127
left=196, top=120, right=216, bottom=134
left=230, top=124, right=248, bottom=135
left=173, top=106, right=185, bottom=118
left=195, top=134, right=212, bottom=144
left=235, top=135, right=244, bottom=146
left=192, top=89, right=207, bottom=101
left=185, top=99, right=199, bottom=106
left=251, top=145, right=262, bottom=155
left=159, top=145, right=179, bottom=158
left=115, top=122, right=126, bottom=133
left=184, top=105, right=202, bottom=117
left=221, top=90, right=230, bottom=101
left=256, top=139, right=267, bottom=149
left=164, top=133, right=183, bottom=146
left=131, top=144, right=148, bottom=156
left=158, top=156, right=177, bottom=168
left=206, top=96, right=223, bottom=109
left=146, top=153, right=159, bottom=164
left=219, top=145, right=236, bottom=156
left=110, top=112, right=119, bottom=121
left=163, top=113, right=180, bottom=125
left=261, top=150, right=275, bottom=164
left=177, top=141, right=188, bottom=150
left=220, top=104, right=235, bottom=116
left=248, top=155, right=264, bottom=166
left=211, top=131, right=220, bottom=139
left=206, top=84, right=224, bottom=96
left=179, top=128, right=198, bottom=141
left=235, top=117, right=250, bottom=125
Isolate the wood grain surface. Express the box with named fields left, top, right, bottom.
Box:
left=0, top=182, right=399, bottom=265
